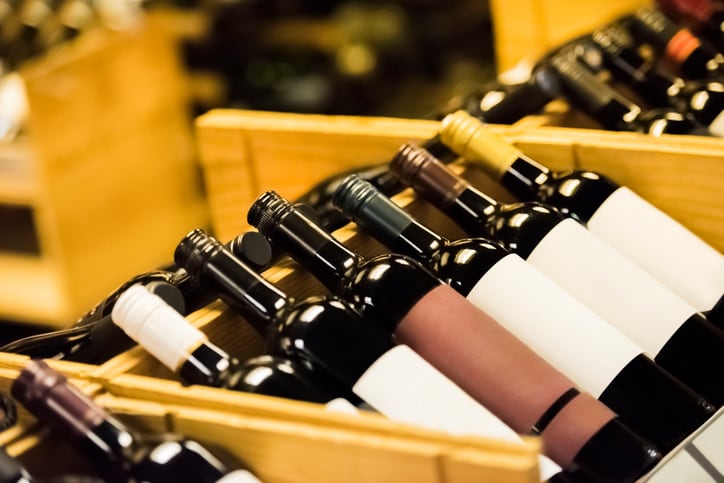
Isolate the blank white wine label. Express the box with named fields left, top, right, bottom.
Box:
left=466, top=254, right=641, bottom=397
left=588, top=187, right=724, bottom=313
left=526, top=219, right=697, bottom=356
left=216, top=470, right=263, bottom=483
left=352, top=344, right=562, bottom=481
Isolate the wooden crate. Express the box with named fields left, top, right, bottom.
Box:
left=194, top=109, right=724, bottom=254
left=0, top=354, right=541, bottom=483
left=0, top=14, right=209, bottom=327
left=488, top=0, right=649, bottom=72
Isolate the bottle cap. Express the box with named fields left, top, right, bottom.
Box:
left=439, top=110, right=522, bottom=179
left=247, top=191, right=295, bottom=237
left=390, top=143, right=466, bottom=207
left=11, top=360, right=106, bottom=438
left=111, top=284, right=207, bottom=371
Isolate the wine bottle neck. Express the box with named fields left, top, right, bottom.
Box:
left=439, top=187, right=499, bottom=238
left=439, top=110, right=534, bottom=182
left=179, top=342, right=237, bottom=388
left=549, top=51, right=641, bottom=131
left=84, top=417, right=137, bottom=466
left=264, top=208, right=362, bottom=292
left=11, top=360, right=136, bottom=467
left=632, top=6, right=682, bottom=47
left=502, top=157, right=553, bottom=200
left=590, top=28, right=683, bottom=106
left=174, top=229, right=289, bottom=335
left=333, top=175, right=446, bottom=265
left=390, top=145, right=499, bottom=237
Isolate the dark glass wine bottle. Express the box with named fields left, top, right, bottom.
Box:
left=333, top=173, right=716, bottom=453
left=0, top=232, right=273, bottom=364
left=628, top=6, right=724, bottom=80
left=579, top=22, right=724, bottom=137
left=389, top=141, right=724, bottom=411
left=436, top=70, right=557, bottom=125
left=247, top=192, right=662, bottom=481
left=11, top=359, right=262, bottom=483
left=547, top=46, right=700, bottom=135
left=657, top=0, right=724, bottom=52
left=111, top=285, right=353, bottom=405
left=439, top=110, right=724, bottom=332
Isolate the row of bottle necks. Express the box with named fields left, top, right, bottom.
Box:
left=2, top=108, right=722, bottom=482
left=445, top=1, right=724, bottom=139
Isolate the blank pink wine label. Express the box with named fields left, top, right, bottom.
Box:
left=392, top=284, right=615, bottom=466
left=587, top=187, right=724, bottom=314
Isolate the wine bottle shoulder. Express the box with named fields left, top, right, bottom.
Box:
left=270, top=296, right=394, bottom=388
left=536, top=171, right=619, bottom=224
left=344, top=254, right=442, bottom=331
left=486, top=202, right=564, bottom=258
left=433, top=238, right=509, bottom=296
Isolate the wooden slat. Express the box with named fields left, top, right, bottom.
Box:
left=91, top=393, right=540, bottom=483
left=195, top=110, right=724, bottom=252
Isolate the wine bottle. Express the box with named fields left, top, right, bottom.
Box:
left=111, top=283, right=357, bottom=405
left=437, top=73, right=556, bottom=125
left=547, top=47, right=700, bottom=135
left=0, top=279, right=188, bottom=364
left=389, top=141, right=724, bottom=411
left=438, top=110, right=724, bottom=332
left=11, top=359, right=262, bottom=483
left=628, top=6, right=724, bottom=80
left=0, top=231, right=273, bottom=364
left=578, top=23, right=724, bottom=137
left=333, top=173, right=716, bottom=453
left=657, top=0, right=724, bottom=52
left=247, top=193, right=662, bottom=481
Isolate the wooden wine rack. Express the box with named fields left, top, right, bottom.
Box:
left=0, top=109, right=722, bottom=481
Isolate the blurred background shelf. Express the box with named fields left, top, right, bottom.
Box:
left=0, top=13, right=209, bottom=328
